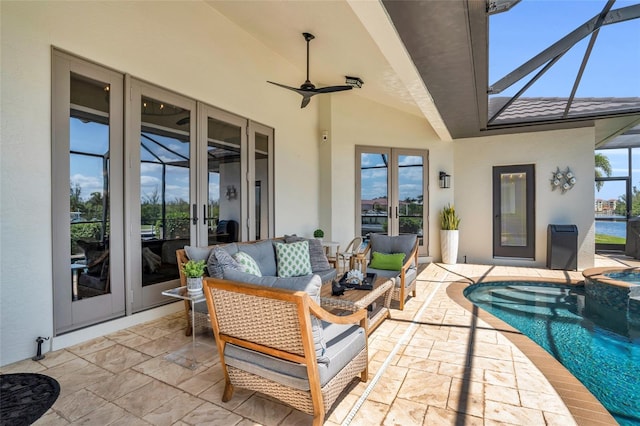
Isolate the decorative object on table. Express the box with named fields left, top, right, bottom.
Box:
left=313, top=228, right=324, bottom=241
left=550, top=167, right=576, bottom=193
left=440, top=203, right=460, bottom=265
left=339, top=271, right=377, bottom=290
left=331, top=279, right=347, bottom=296
left=182, top=259, right=206, bottom=295
left=0, top=373, right=60, bottom=426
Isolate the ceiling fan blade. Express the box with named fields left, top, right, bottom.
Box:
left=267, top=81, right=303, bottom=93
left=316, top=85, right=353, bottom=94
left=301, top=96, right=312, bottom=109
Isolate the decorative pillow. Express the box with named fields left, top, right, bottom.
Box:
left=284, top=235, right=331, bottom=272
left=233, top=251, right=262, bottom=277
left=207, top=246, right=240, bottom=278
left=369, top=252, right=406, bottom=271
left=274, top=241, right=312, bottom=278
left=223, top=269, right=329, bottom=363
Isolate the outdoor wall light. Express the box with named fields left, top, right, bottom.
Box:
left=439, top=172, right=451, bottom=189
left=225, top=185, right=237, bottom=200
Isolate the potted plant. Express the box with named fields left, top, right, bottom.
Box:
left=313, top=228, right=324, bottom=241
left=440, top=204, right=460, bottom=264
left=182, top=259, right=206, bottom=295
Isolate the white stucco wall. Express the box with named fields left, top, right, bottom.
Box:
left=453, top=127, right=596, bottom=269
left=0, top=0, right=327, bottom=365
left=322, top=94, right=453, bottom=258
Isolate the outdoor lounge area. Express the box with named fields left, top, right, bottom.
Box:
left=1, top=254, right=633, bottom=425
left=1, top=0, right=639, bottom=425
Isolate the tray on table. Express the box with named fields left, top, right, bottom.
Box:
left=339, top=272, right=377, bottom=290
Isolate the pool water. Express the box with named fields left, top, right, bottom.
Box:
left=604, top=271, right=640, bottom=286
left=465, top=282, right=640, bottom=425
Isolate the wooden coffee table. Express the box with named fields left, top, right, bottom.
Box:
left=320, top=276, right=393, bottom=334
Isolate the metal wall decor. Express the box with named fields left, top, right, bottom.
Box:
left=550, top=167, right=576, bottom=193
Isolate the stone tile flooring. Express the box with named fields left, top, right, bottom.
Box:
left=3, top=254, right=636, bottom=425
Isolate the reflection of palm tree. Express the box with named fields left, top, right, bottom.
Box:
left=595, top=153, right=612, bottom=192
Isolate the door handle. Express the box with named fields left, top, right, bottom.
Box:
left=203, top=204, right=207, bottom=225
left=192, top=204, right=198, bottom=225
left=396, top=206, right=399, bottom=218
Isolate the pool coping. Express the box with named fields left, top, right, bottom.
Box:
left=583, top=266, right=640, bottom=290
left=446, top=276, right=618, bottom=426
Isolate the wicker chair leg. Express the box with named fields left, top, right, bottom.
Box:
left=312, top=412, right=324, bottom=426
left=361, top=367, right=368, bottom=382
left=222, top=381, right=234, bottom=402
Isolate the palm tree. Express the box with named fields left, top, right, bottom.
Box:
left=595, top=153, right=612, bottom=192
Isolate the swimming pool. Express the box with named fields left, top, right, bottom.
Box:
left=465, top=282, right=640, bottom=425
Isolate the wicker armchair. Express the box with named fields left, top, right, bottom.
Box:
left=203, top=276, right=368, bottom=425
left=362, top=234, right=419, bottom=310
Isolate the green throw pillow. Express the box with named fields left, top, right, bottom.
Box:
left=275, top=241, right=312, bottom=277
left=233, top=251, right=262, bottom=277
left=369, top=252, right=405, bottom=271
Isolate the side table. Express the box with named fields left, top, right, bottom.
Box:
left=162, top=286, right=208, bottom=369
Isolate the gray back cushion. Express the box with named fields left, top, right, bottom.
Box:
left=370, top=234, right=417, bottom=262
left=184, top=245, right=213, bottom=262
left=222, top=269, right=328, bottom=363
left=284, top=235, right=331, bottom=272
left=238, top=240, right=277, bottom=276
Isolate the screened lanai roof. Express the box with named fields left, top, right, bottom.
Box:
left=488, top=0, right=640, bottom=126
left=382, top=0, right=640, bottom=139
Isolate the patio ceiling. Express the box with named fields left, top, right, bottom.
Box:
left=206, top=0, right=639, bottom=146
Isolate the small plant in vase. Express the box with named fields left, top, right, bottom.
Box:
left=182, top=259, right=206, bottom=295
left=313, top=229, right=324, bottom=241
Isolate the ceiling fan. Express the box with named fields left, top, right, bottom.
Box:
left=268, top=32, right=353, bottom=108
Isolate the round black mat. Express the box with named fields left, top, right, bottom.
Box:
left=0, top=373, right=60, bottom=426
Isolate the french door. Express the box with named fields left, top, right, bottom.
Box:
left=493, top=164, right=535, bottom=258
left=53, top=52, right=274, bottom=332
left=52, top=51, right=126, bottom=333
left=356, top=147, right=428, bottom=255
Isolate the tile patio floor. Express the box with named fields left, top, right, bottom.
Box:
left=3, top=254, right=637, bottom=425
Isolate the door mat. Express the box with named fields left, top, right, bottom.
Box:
left=0, top=373, right=60, bottom=426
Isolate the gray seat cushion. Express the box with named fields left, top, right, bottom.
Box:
left=314, top=268, right=337, bottom=283
left=224, top=321, right=365, bottom=391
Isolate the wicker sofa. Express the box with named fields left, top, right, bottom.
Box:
left=176, top=237, right=338, bottom=335
left=203, top=273, right=368, bottom=425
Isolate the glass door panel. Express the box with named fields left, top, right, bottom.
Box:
left=128, top=81, right=196, bottom=312
left=595, top=179, right=628, bottom=247
left=359, top=150, right=390, bottom=239
left=205, top=115, right=242, bottom=244
left=140, top=96, right=190, bottom=288
left=53, top=52, right=125, bottom=334
left=493, top=165, right=535, bottom=258
left=397, top=153, right=426, bottom=246
left=250, top=123, right=274, bottom=241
